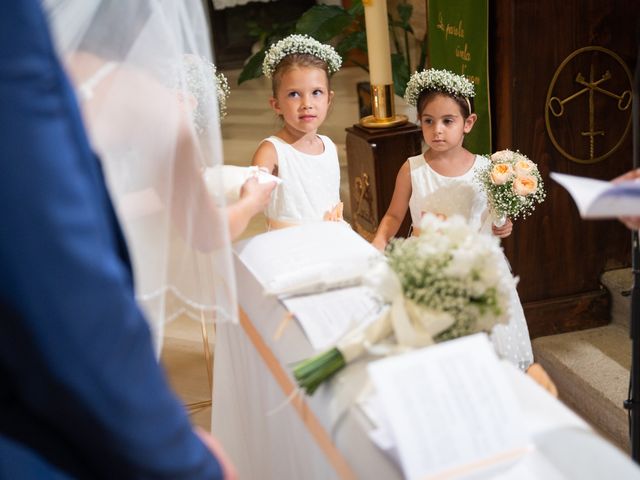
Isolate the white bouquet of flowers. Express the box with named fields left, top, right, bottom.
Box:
left=294, top=214, right=516, bottom=395
left=475, top=149, right=546, bottom=226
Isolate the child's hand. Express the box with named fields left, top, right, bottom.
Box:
left=323, top=202, right=344, bottom=222
left=492, top=217, right=513, bottom=238
left=371, top=236, right=387, bottom=251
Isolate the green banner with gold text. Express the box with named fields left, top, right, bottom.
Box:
left=427, top=0, right=491, bottom=154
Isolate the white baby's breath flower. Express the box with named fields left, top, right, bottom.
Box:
left=175, top=54, right=230, bottom=131
left=262, top=34, right=342, bottom=78
left=404, top=68, right=475, bottom=107
left=384, top=214, right=516, bottom=342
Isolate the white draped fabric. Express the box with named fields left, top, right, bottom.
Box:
left=212, top=238, right=640, bottom=479
left=44, top=0, right=237, bottom=352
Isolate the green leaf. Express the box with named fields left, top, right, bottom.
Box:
left=295, top=5, right=354, bottom=42
left=347, top=0, right=364, bottom=16
left=336, top=30, right=367, bottom=58
left=391, top=52, right=410, bottom=96
left=416, top=40, right=428, bottom=72
left=238, top=49, right=266, bottom=85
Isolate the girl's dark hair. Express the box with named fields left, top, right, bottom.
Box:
left=271, top=53, right=331, bottom=96
left=416, top=90, right=474, bottom=119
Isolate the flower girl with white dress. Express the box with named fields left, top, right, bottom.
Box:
left=252, top=35, right=345, bottom=230
left=372, top=69, right=534, bottom=370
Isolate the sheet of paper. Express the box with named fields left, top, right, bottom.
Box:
left=282, top=286, right=385, bottom=350
left=551, top=172, right=640, bottom=218
left=235, top=222, right=381, bottom=296
left=368, top=334, right=529, bottom=480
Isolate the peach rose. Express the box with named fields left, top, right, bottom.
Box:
left=514, top=159, right=535, bottom=176
left=513, top=175, right=538, bottom=196
left=490, top=163, right=514, bottom=185
left=490, top=150, right=512, bottom=163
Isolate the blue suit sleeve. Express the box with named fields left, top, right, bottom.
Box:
left=0, top=2, right=222, bottom=479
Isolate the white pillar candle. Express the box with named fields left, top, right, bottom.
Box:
left=363, top=0, right=393, bottom=85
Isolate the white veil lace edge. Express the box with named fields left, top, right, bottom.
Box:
left=44, top=0, right=238, bottom=349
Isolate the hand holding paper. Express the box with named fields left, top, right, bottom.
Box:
left=551, top=172, right=640, bottom=219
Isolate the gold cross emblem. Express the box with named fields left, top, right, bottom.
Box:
left=545, top=46, right=632, bottom=164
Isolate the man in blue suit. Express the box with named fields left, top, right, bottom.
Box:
left=0, top=1, right=234, bottom=478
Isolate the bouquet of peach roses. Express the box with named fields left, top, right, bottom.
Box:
left=475, top=149, right=546, bottom=226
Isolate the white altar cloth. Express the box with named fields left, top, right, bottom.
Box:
left=212, top=225, right=640, bottom=480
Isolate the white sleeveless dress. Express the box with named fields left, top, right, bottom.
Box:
left=408, top=153, right=534, bottom=370
left=263, top=135, right=341, bottom=224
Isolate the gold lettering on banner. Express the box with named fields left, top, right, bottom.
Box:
left=436, top=12, right=465, bottom=40
left=435, top=12, right=480, bottom=88
left=545, top=46, right=632, bottom=164
left=456, top=43, right=471, bottom=61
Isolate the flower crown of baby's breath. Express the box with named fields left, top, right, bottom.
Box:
left=213, top=70, right=231, bottom=118
left=404, top=68, right=475, bottom=107
left=262, top=34, right=342, bottom=78
left=177, top=54, right=230, bottom=131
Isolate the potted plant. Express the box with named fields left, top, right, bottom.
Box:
left=237, top=0, right=427, bottom=101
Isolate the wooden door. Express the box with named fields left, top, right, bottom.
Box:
left=491, top=0, right=637, bottom=337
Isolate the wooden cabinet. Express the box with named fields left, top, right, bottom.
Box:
left=345, top=124, right=423, bottom=241
left=491, top=0, right=637, bottom=336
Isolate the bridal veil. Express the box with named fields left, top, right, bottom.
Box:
left=43, top=0, right=237, bottom=350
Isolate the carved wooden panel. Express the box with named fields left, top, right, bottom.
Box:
left=345, top=124, right=423, bottom=240
left=491, top=0, right=636, bottom=336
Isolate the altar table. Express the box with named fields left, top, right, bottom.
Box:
left=211, top=231, right=640, bottom=480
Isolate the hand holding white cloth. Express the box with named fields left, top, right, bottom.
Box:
left=205, top=165, right=281, bottom=203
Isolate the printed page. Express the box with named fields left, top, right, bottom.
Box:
left=282, top=286, right=385, bottom=350
left=551, top=172, right=640, bottom=218
left=235, top=222, right=381, bottom=296
left=368, top=334, right=529, bottom=480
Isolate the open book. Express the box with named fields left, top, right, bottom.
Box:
left=367, top=334, right=530, bottom=480
left=551, top=172, right=640, bottom=218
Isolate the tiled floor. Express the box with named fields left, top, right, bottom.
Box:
left=161, top=66, right=370, bottom=429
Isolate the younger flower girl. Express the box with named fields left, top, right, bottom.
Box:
left=373, top=68, right=533, bottom=370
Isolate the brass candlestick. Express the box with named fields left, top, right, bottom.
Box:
left=359, top=84, right=408, bottom=128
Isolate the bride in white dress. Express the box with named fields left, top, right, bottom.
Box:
left=44, top=0, right=274, bottom=352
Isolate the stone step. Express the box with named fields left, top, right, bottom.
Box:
left=532, top=323, right=631, bottom=452
left=601, top=268, right=632, bottom=329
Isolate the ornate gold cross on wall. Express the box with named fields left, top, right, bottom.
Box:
left=545, top=46, right=632, bottom=164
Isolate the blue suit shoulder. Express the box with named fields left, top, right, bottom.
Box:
left=0, top=1, right=222, bottom=478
